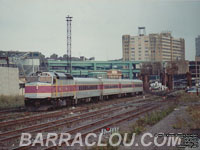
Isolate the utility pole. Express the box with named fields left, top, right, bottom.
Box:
left=66, top=15, right=72, bottom=74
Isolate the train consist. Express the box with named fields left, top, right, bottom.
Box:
left=25, top=71, right=143, bottom=110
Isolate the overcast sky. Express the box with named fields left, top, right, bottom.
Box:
left=0, top=0, right=200, bottom=60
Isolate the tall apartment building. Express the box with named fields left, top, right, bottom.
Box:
left=196, top=35, right=200, bottom=61
left=122, top=34, right=150, bottom=61
left=122, top=31, right=185, bottom=62
left=150, top=32, right=185, bottom=62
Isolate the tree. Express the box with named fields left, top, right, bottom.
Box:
left=50, top=53, right=58, bottom=60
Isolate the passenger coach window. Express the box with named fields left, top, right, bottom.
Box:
left=135, top=84, right=142, bottom=87
left=122, top=84, right=132, bottom=88
left=79, top=85, right=98, bottom=91
left=104, top=85, right=118, bottom=89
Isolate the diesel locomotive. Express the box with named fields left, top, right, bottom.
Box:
left=25, top=71, right=143, bottom=110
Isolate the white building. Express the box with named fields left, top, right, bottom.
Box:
left=0, top=66, right=19, bottom=95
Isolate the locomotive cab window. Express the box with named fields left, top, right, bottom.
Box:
left=39, top=73, right=52, bottom=83
left=26, top=73, right=52, bottom=83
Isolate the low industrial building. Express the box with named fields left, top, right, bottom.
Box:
left=47, top=60, right=141, bottom=79
left=189, top=61, right=200, bottom=83
left=140, top=60, right=190, bottom=90
left=0, top=51, right=43, bottom=77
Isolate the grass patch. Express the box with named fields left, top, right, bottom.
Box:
left=88, top=106, right=176, bottom=150
left=178, top=93, right=200, bottom=103
left=0, top=95, right=24, bottom=109
left=122, top=105, right=176, bottom=142
left=172, top=117, right=187, bottom=129
left=186, top=105, right=200, bottom=129
left=131, top=106, right=175, bottom=134
left=143, top=106, right=175, bottom=126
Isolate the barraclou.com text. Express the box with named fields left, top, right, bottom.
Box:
left=20, top=132, right=182, bottom=147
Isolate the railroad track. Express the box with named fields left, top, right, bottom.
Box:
left=0, top=95, right=169, bottom=150
left=0, top=95, right=152, bottom=130
left=0, top=97, right=153, bottom=142
left=0, top=107, right=87, bottom=130
left=0, top=111, right=40, bottom=121
left=0, top=106, right=120, bottom=142
left=0, top=107, right=25, bottom=115
left=13, top=104, right=160, bottom=150
left=49, top=105, right=159, bottom=150
left=16, top=99, right=175, bottom=150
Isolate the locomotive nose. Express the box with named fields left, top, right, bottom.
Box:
left=25, top=82, right=35, bottom=90
left=25, top=82, right=52, bottom=99
left=25, top=82, right=40, bottom=97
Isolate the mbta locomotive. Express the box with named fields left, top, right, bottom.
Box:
left=25, top=71, right=143, bottom=110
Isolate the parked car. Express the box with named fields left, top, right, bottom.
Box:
left=186, top=86, right=200, bottom=93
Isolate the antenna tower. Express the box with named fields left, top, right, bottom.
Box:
left=66, top=15, right=72, bottom=73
